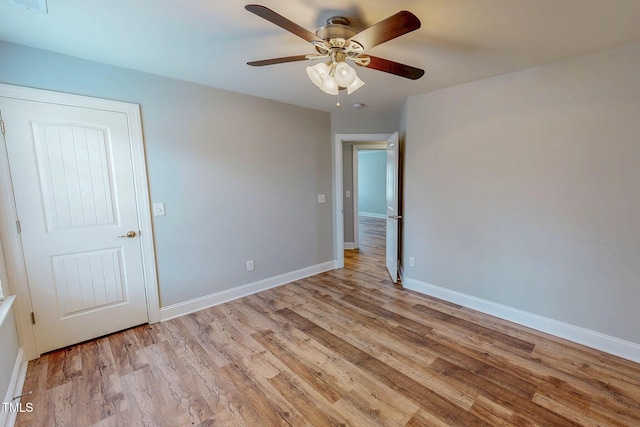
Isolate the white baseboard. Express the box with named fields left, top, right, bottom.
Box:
left=403, top=277, right=640, bottom=363
left=160, top=261, right=336, bottom=321
left=1, top=348, right=27, bottom=427
left=344, top=242, right=356, bottom=250
left=358, top=212, right=386, bottom=219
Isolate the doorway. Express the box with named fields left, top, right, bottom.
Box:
left=0, top=84, right=160, bottom=359
left=333, top=133, right=400, bottom=282
left=352, top=144, right=387, bottom=250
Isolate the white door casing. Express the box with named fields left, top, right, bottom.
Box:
left=385, top=133, right=400, bottom=283
left=0, top=84, right=159, bottom=358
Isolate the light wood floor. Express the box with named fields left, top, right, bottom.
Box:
left=15, top=216, right=640, bottom=426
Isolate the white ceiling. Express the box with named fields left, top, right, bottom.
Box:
left=2, top=0, right=640, bottom=113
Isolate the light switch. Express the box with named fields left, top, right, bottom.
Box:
left=346, top=190, right=351, bottom=198
left=153, top=202, right=166, bottom=216
left=317, top=194, right=326, bottom=204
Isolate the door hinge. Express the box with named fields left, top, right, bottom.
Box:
left=16, top=220, right=21, bottom=234
left=31, top=312, right=36, bottom=325
left=0, top=118, right=5, bottom=135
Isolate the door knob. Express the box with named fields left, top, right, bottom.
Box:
left=118, top=231, right=137, bottom=238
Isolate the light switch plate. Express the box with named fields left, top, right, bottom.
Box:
left=318, top=194, right=326, bottom=204
left=8, top=0, right=48, bottom=13
left=153, top=202, right=166, bottom=216
left=346, top=190, right=351, bottom=198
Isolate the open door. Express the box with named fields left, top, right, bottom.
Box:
left=385, top=132, right=400, bottom=282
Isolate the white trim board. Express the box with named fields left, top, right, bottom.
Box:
left=344, top=243, right=356, bottom=250
left=1, top=348, right=27, bottom=427
left=160, top=261, right=336, bottom=321
left=0, top=296, right=16, bottom=330
left=403, top=277, right=640, bottom=363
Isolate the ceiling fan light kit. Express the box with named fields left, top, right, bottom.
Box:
left=245, top=4, right=424, bottom=107
left=306, top=58, right=364, bottom=96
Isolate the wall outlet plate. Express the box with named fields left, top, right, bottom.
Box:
left=153, top=202, right=166, bottom=216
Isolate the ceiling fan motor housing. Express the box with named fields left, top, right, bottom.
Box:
left=316, top=16, right=357, bottom=40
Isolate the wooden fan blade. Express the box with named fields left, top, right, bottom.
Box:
left=357, top=55, right=425, bottom=80
left=245, top=4, right=322, bottom=43
left=247, top=55, right=311, bottom=66
left=349, top=11, right=420, bottom=50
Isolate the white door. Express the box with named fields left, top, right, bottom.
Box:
left=385, top=132, right=400, bottom=282
left=0, top=96, right=149, bottom=353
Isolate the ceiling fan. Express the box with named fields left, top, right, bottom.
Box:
left=245, top=4, right=424, bottom=104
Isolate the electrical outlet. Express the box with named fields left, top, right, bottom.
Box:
left=246, top=260, right=255, bottom=271
left=409, top=256, right=416, bottom=267
left=317, top=194, right=326, bottom=203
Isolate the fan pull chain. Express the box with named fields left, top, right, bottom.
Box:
left=336, top=90, right=341, bottom=108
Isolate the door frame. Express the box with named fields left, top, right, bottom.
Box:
left=352, top=143, right=387, bottom=249
left=333, top=133, right=395, bottom=268
left=0, top=83, right=160, bottom=360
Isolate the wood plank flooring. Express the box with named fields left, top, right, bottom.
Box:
left=15, top=216, right=640, bottom=426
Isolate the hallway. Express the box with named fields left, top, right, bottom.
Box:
left=345, top=216, right=394, bottom=283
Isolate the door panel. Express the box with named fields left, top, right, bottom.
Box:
left=0, top=97, right=148, bottom=353
left=52, top=248, right=126, bottom=317
left=386, top=132, right=400, bottom=282
left=34, top=124, right=116, bottom=230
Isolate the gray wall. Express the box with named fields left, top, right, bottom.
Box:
left=403, top=42, right=640, bottom=343
left=0, top=239, right=19, bottom=418
left=358, top=150, right=386, bottom=216
left=331, top=110, right=400, bottom=136
left=0, top=302, right=19, bottom=412
left=332, top=110, right=399, bottom=245
left=0, top=41, right=333, bottom=307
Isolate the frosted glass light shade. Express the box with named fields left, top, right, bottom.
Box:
left=321, top=76, right=339, bottom=95
left=306, top=63, right=330, bottom=89
left=346, top=75, right=365, bottom=94
left=334, top=62, right=356, bottom=87
left=307, top=60, right=364, bottom=97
